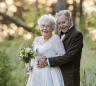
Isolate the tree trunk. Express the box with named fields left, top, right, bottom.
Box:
left=36, top=0, right=39, bottom=11
left=80, top=0, right=83, bottom=23
left=72, top=0, right=76, bottom=25
left=56, top=0, right=66, bottom=12
left=55, top=0, right=66, bottom=34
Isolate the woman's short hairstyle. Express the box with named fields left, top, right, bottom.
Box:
left=55, top=10, right=71, bottom=20
left=38, top=14, right=56, bottom=29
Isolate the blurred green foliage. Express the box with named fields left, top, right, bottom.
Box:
left=76, top=16, right=88, bottom=37
left=0, top=34, right=96, bottom=86
left=0, top=49, right=15, bottom=86
left=22, top=5, right=47, bottom=36
left=85, top=0, right=96, bottom=28
left=85, top=12, right=96, bottom=28
left=0, top=37, right=34, bottom=86
left=0, top=0, right=96, bottom=86
left=80, top=36, right=96, bottom=86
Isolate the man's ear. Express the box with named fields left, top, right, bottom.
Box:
left=70, top=18, right=72, bottom=23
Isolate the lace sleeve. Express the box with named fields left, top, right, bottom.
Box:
left=53, top=34, right=66, bottom=55
left=33, top=37, right=39, bottom=44
left=46, top=34, right=66, bottom=58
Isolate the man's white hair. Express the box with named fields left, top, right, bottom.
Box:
left=55, top=10, right=71, bottom=20
left=38, top=14, right=56, bottom=29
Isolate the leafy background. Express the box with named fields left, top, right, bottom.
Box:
left=0, top=0, right=96, bottom=86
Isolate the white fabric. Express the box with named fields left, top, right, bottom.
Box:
left=26, top=34, right=66, bottom=86
left=61, top=34, right=65, bottom=41
left=31, top=59, right=35, bottom=66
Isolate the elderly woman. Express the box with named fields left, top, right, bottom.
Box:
left=26, top=14, right=66, bottom=86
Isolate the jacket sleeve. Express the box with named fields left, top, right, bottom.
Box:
left=49, top=32, right=83, bottom=67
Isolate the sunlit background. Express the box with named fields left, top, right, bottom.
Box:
left=0, top=0, right=96, bottom=41
left=0, top=0, right=96, bottom=86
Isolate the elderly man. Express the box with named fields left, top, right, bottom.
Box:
left=38, top=10, right=83, bottom=86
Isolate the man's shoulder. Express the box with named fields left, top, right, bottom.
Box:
left=72, top=27, right=83, bottom=39
left=70, top=25, right=82, bottom=35
left=74, top=27, right=83, bottom=35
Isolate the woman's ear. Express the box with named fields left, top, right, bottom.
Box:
left=52, top=28, right=54, bottom=31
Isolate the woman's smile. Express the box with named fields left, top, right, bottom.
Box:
left=40, top=20, right=54, bottom=39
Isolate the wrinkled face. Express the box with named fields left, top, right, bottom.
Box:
left=40, top=20, right=54, bottom=37
left=57, top=15, right=72, bottom=33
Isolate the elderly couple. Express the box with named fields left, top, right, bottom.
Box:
left=25, top=10, right=83, bottom=86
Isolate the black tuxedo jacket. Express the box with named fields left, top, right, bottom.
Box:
left=49, top=25, right=83, bottom=86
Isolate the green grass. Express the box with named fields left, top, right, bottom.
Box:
left=0, top=36, right=96, bottom=86
left=80, top=37, right=96, bottom=86
left=0, top=38, right=34, bottom=86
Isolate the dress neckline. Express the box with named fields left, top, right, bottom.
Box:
left=38, top=35, right=53, bottom=45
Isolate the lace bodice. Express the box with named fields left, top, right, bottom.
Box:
left=33, top=34, right=66, bottom=61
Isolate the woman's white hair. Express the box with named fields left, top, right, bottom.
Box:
left=55, top=10, right=71, bottom=20
left=38, top=14, right=56, bottom=29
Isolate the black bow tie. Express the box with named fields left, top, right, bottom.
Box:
left=61, top=31, right=65, bottom=35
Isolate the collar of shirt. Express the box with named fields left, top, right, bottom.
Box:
left=61, top=34, right=65, bottom=41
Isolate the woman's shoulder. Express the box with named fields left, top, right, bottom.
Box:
left=52, top=34, right=62, bottom=44
left=52, top=34, right=60, bottom=39
left=51, top=34, right=61, bottom=43
left=34, top=36, right=42, bottom=42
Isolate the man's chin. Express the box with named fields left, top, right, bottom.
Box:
left=61, top=29, right=68, bottom=33
left=61, top=30, right=67, bottom=33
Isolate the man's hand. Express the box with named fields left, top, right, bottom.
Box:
left=37, top=55, right=48, bottom=68
left=25, top=66, right=33, bottom=73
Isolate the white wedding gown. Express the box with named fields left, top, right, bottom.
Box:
left=26, top=34, right=66, bottom=86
